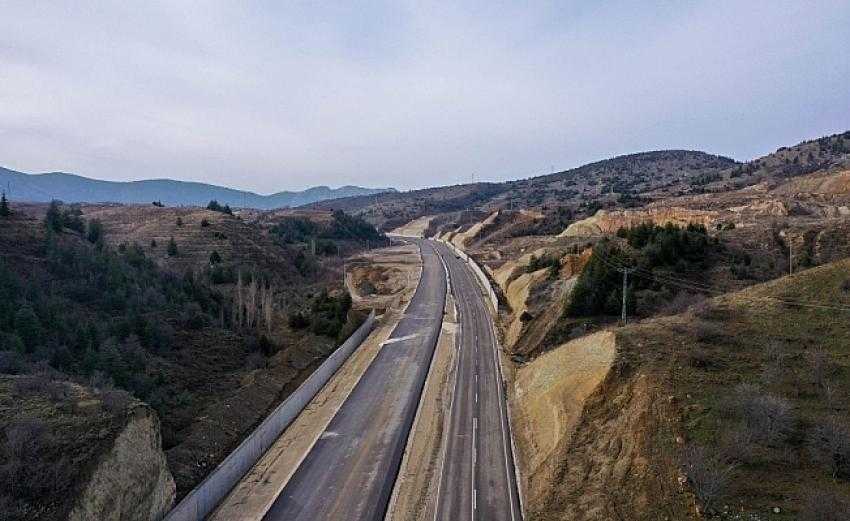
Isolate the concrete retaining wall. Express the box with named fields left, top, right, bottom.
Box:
left=163, top=311, right=377, bottom=521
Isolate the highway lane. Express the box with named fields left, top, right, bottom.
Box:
left=262, top=239, right=446, bottom=521
left=432, top=241, right=522, bottom=521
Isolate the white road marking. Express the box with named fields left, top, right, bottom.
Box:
left=472, top=416, right=478, bottom=520
left=380, top=333, right=419, bottom=346
left=431, top=243, right=462, bottom=521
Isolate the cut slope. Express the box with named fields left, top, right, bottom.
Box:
left=513, top=331, right=616, bottom=511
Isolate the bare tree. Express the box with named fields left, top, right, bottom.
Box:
left=730, top=384, right=794, bottom=445
left=682, top=444, right=737, bottom=515
left=807, top=348, right=833, bottom=390
left=809, top=416, right=850, bottom=480
left=262, top=283, right=274, bottom=334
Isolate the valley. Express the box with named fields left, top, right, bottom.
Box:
left=2, top=130, right=850, bottom=520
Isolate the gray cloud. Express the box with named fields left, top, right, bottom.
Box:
left=1, top=1, right=848, bottom=192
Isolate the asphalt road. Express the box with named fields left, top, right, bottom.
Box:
left=262, top=239, right=446, bottom=521
left=432, top=241, right=522, bottom=521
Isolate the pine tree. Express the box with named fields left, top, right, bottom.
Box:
left=45, top=200, right=63, bottom=231
left=167, top=237, right=178, bottom=256
left=0, top=191, right=10, bottom=217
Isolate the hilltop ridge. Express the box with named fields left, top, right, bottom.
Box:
left=0, top=167, right=394, bottom=209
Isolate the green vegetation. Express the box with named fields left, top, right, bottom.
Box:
left=271, top=210, right=385, bottom=247
left=85, top=219, right=103, bottom=244
left=287, top=289, right=352, bottom=340
left=619, top=259, right=850, bottom=517
left=0, top=192, right=9, bottom=217
left=527, top=252, right=561, bottom=279
left=167, top=237, right=178, bottom=256
left=568, top=223, right=717, bottom=316
left=272, top=216, right=320, bottom=244
left=209, top=250, right=222, bottom=265
left=0, top=235, right=225, bottom=403
left=206, top=200, right=233, bottom=215
left=44, top=200, right=84, bottom=233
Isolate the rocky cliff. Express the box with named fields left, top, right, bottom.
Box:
left=69, top=403, right=175, bottom=521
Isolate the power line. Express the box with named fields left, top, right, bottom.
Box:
left=594, top=247, right=850, bottom=313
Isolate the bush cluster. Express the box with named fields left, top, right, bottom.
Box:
left=568, top=223, right=718, bottom=317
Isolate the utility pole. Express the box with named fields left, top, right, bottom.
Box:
left=789, top=233, right=793, bottom=276
left=619, top=267, right=636, bottom=324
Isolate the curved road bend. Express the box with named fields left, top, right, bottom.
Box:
left=263, top=239, right=446, bottom=521
left=432, top=241, right=522, bottom=521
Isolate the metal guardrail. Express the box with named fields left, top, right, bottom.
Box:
left=163, top=310, right=377, bottom=521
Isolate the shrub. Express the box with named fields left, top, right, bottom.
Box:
left=687, top=347, right=717, bottom=369
left=46, top=381, right=71, bottom=402
left=101, top=389, right=132, bottom=413
left=733, top=388, right=795, bottom=445
left=719, top=425, right=755, bottom=464
left=209, top=250, right=222, bottom=265
left=809, top=417, right=850, bottom=480
left=288, top=311, right=309, bottom=329
left=201, top=218, right=210, bottom=227
left=693, top=320, right=725, bottom=343
left=245, top=351, right=266, bottom=370
left=682, top=444, right=736, bottom=515
left=798, top=490, right=850, bottom=521
left=12, top=374, right=50, bottom=397
left=0, top=349, right=24, bottom=374
left=206, top=200, right=233, bottom=215
left=0, top=420, right=72, bottom=499
left=181, top=302, right=208, bottom=330
left=659, top=291, right=705, bottom=315
left=176, top=217, right=183, bottom=226
left=806, top=348, right=833, bottom=390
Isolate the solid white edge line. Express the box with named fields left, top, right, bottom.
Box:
left=472, top=416, right=478, bottom=520
left=429, top=241, right=462, bottom=521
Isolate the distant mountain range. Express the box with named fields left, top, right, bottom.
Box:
left=0, top=166, right=395, bottom=209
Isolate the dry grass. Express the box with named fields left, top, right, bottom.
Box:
left=617, top=258, right=850, bottom=517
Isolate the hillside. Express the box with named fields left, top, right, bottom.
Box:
left=312, top=131, right=850, bottom=232
left=0, top=167, right=394, bottom=209
left=0, top=201, right=382, bottom=519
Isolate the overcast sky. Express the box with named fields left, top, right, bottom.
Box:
left=1, top=1, right=849, bottom=193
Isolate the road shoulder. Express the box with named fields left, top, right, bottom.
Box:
left=209, top=245, right=422, bottom=521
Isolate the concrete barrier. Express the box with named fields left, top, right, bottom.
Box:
left=438, top=239, right=499, bottom=312
left=164, top=310, right=377, bottom=521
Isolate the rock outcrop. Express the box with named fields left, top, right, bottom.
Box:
left=69, top=404, right=176, bottom=521
left=559, top=207, right=720, bottom=238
